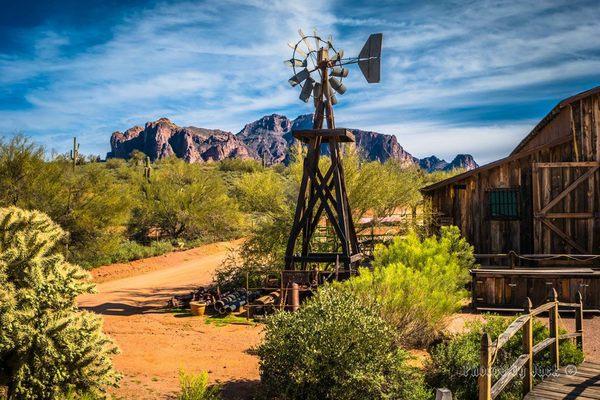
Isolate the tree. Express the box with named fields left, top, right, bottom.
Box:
left=127, top=159, right=241, bottom=242
left=0, top=207, right=120, bottom=399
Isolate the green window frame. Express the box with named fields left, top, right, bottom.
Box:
left=488, top=188, right=519, bottom=220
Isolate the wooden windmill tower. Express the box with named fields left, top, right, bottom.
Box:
left=284, top=30, right=383, bottom=273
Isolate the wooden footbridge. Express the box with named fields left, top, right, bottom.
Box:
left=479, top=289, right=600, bottom=400
left=524, top=361, right=600, bottom=399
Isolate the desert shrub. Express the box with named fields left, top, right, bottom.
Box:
left=257, top=286, right=428, bottom=400
left=128, top=160, right=241, bottom=242
left=0, top=207, right=119, bottom=399
left=177, top=370, right=221, bottom=400
left=426, top=315, right=584, bottom=400
left=217, top=158, right=262, bottom=173
left=344, top=226, right=474, bottom=347
left=78, top=240, right=175, bottom=268
left=232, top=169, right=287, bottom=214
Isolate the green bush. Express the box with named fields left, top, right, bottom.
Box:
left=127, top=160, right=241, bottom=242
left=177, top=370, right=221, bottom=400
left=426, top=315, right=584, bottom=400
left=257, top=286, right=428, bottom=400
left=78, top=240, right=175, bottom=268
left=0, top=207, right=120, bottom=399
left=344, top=226, right=475, bottom=347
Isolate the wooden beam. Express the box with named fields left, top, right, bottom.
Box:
left=540, top=218, right=587, bottom=254
left=535, top=212, right=594, bottom=219
left=535, top=162, right=599, bottom=168
left=539, top=166, right=599, bottom=214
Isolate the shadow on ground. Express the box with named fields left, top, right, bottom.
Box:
left=220, top=379, right=261, bottom=400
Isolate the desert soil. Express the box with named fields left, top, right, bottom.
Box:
left=79, top=241, right=600, bottom=399
left=78, top=240, right=263, bottom=400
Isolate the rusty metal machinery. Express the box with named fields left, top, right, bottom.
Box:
left=284, top=30, right=383, bottom=272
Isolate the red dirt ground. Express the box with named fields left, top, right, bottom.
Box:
left=78, top=240, right=262, bottom=400
left=79, top=241, right=600, bottom=399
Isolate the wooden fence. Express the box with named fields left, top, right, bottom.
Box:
left=478, top=288, right=584, bottom=400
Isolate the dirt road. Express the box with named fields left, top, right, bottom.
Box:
left=78, top=240, right=262, bottom=400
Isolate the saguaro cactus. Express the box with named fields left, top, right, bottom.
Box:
left=69, top=137, right=80, bottom=171
left=144, top=156, right=152, bottom=182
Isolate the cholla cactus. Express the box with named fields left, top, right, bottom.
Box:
left=0, top=207, right=120, bottom=399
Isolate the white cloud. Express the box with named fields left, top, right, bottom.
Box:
left=0, top=0, right=599, bottom=163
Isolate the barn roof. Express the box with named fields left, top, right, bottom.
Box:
left=421, top=85, right=600, bottom=193
left=510, top=85, right=600, bottom=155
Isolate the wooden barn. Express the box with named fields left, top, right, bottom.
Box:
left=421, top=86, right=600, bottom=312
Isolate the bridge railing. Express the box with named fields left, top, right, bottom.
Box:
left=478, top=288, right=584, bottom=400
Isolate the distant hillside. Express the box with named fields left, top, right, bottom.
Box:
left=108, top=115, right=479, bottom=172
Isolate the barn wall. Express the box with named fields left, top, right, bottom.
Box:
left=426, top=92, right=599, bottom=256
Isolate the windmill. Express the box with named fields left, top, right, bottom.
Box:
left=284, top=29, right=383, bottom=273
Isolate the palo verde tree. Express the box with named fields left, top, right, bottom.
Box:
left=0, top=207, right=120, bottom=399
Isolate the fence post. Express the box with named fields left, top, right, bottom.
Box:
left=478, top=332, right=492, bottom=400
left=291, top=282, right=300, bottom=312
left=576, top=291, right=584, bottom=352
left=523, top=297, right=533, bottom=396
left=549, top=288, right=560, bottom=369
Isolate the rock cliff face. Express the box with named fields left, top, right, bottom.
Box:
left=237, top=114, right=292, bottom=165
left=419, top=154, right=479, bottom=172
left=447, top=154, right=479, bottom=171
left=107, top=115, right=479, bottom=172
left=108, top=118, right=253, bottom=162
left=351, top=129, right=418, bottom=166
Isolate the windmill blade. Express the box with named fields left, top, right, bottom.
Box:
left=288, top=68, right=310, bottom=87
left=298, top=28, right=314, bottom=53
left=299, top=77, right=315, bottom=103
left=330, top=49, right=344, bottom=62
left=330, top=67, right=348, bottom=77
left=288, top=42, right=307, bottom=58
left=284, top=58, right=307, bottom=68
left=313, top=28, right=319, bottom=51
left=329, top=77, right=346, bottom=95
left=358, top=33, right=383, bottom=83
left=325, top=83, right=338, bottom=105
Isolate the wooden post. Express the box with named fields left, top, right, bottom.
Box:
left=478, top=332, right=492, bottom=400
left=245, top=271, right=250, bottom=321
left=291, top=283, right=300, bottom=312
left=523, top=298, right=533, bottom=396
left=549, top=288, right=560, bottom=369
left=576, top=291, right=584, bottom=352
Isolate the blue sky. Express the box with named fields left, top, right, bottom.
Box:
left=0, top=0, right=599, bottom=164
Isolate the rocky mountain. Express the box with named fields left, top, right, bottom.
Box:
left=419, top=154, right=479, bottom=172
left=107, top=115, right=478, bottom=172
left=108, top=118, right=253, bottom=162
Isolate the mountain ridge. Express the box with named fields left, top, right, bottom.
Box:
left=108, top=115, right=479, bottom=172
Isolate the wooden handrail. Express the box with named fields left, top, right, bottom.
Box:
left=478, top=289, right=585, bottom=400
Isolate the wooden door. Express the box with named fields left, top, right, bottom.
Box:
left=531, top=162, right=599, bottom=254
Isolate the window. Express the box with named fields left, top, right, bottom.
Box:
left=488, top=188, right=519, bottom=219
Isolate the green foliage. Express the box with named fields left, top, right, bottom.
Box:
left=257, top=286, right=429, bottom=400
left=343, top=148, right=422, bottom=220
left=233, top=169, right=287, bottom=214
left=217, top=158, right=262, bottom=173
left=0, top=207, right=120, bottom=399
left=344, top=226, right=475, bottom=347
left=128, top=160, right=241, bottom=242
left=177, top=370, right=221, bottom=400
left=426, top=315, right=584, bottom=400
